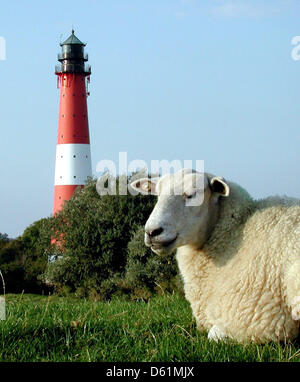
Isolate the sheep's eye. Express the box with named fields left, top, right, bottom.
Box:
left=184, top=192, right=196, bottom=199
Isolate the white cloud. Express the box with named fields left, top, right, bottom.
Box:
left=210, top=0, right=282, bottom=19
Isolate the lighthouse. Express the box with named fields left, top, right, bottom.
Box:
left=53, top=30, right=92, bottom=215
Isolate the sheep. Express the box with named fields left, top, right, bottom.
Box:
left=130, top=169, right=300, bottom=343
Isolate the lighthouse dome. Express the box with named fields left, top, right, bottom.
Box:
left=60, top=30, right=86, bottom=46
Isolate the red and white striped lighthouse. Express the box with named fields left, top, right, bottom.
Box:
left=53, top=30, right=92, bottom=215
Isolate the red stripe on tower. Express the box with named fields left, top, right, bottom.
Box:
left=53, top=30, right=92, bottom=215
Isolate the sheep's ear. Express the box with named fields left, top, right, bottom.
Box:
left=210, top=176, right=230, bottom=197
left=130, top=178, right=158, bottom=195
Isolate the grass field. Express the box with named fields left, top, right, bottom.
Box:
left=0, top=293, right=299, bottom=362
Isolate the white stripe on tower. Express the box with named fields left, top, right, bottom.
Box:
left=54, top=144, right=92, bottom=186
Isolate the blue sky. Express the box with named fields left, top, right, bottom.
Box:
left=1, top=0, right=300, bottom=238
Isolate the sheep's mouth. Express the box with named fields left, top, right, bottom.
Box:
left=151, top=235, right=178, bottom=250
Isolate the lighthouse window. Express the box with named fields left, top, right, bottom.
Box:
left=73, top=134, right=76, bottom=137
left=62, top=114, right=65, bottom=118
left=73, top=155, right=76, bottom=158
left=73, top=93, right=75, bottom=97
left=74, top=176, right=76, bottom=178
left=61, top=155, right=63, bottom=158
left=73, top=114, right=75, bottom=117
left=61, top=134, right=63, bottom=138
left=59, top=197, right=61, bottom=200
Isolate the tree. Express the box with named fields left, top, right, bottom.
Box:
left=20, top=218, right=52, bottom=292
left=43, top=176, right=157, bottom=297
left=0, top=233, right=9, bottom=251
left=0, top=220, right=52, bottom=293
left=1, top=175, right=181, bottom=298
left=125, top=226, right=182, bottom=298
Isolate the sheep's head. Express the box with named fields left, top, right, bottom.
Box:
left=131, top=169, right=230, bottom=255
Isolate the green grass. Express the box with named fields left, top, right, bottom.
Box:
left=0, top=293, right=299, bottom=362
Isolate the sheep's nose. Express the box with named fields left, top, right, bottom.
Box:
left=147, top=227, right=164, bottom=238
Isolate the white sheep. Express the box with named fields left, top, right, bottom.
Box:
left=131, top=169, right=300, bottom=343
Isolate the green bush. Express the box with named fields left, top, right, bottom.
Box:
left=43, top=176, right=157, bottom=297
left=125, top=226, right=183, bottom=299
left=0, top=220, right=53, bottom=294
left=0, top=238, right=25, bottom=293
left=2, top=175, right=182, bottom=299
left=0, top=233, right=9, bottom=252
